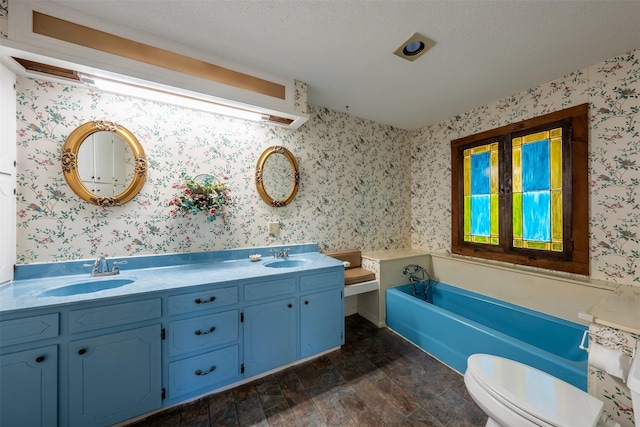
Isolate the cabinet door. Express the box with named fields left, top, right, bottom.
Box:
left=0, top=63, right=16, bottom=284
left=69, top=324, right=161, bottom=427
left=301, top=289, right=344, bottom=358
left=243, top=298, right=296, bottom=376
left=0, top=345, right=58, bottom=427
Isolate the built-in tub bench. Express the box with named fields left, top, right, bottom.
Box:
left=325, top=249, right=378, bottom=297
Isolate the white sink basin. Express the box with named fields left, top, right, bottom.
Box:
left=39, top=278, right=135, bottom=297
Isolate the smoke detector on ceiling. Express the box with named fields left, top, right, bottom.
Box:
left=393, top=33, right=435, bottom=62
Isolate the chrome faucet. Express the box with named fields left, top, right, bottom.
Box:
left=270, top=248, right=292, bottom=259
left=84, top=255, right=127, bottom=277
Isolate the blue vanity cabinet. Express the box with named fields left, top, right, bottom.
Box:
left=0, top=313, right=59, bottom=427
left=66, top=299, right=162, bottom=427
left=300, top=289, right=344, bottom=358
left=165, top=284, right=242, bottom=403
left=242, top=276, right=298, bottom=377
left=243, top=297, right=297, bottom=376
left=299, top=270, right=344, bottom=358
left=0, top=345, right=58, bottom=427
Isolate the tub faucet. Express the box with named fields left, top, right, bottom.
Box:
left=85, top=255, right=127, bottom=277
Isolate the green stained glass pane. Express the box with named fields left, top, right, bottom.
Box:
left=513, top=193, right=522, bottom=238
left=464, top=196, right=471, bottom=235
left=525, top=241, right=549, bottom=250
left=490, top=194, right=499, bottom=236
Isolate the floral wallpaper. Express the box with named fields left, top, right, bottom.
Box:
left=0, top=0, right=7, bottom=39
left=15, top=77, right=411, bottom=263
left=587, top=324, right=639, bottom=427
left=4, top=0, right=639, bottom=287
left=411, top=48, right=640, bottom=287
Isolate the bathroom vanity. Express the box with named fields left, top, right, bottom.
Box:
left=0, top=244, right=344, bottom=427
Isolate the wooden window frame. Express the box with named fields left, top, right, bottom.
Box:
left=451, top=104, right=589, bottom=275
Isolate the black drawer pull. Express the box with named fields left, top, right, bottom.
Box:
left=194, top=326, right=216, bottom=336
left=78, top=348, right=87, bottom=355
left=287, top=303, right=292, bottom=308
left=304, top=300, right=309, bottom=305
left=35, top=356, right=46, bottom=363
left=195, top=365, right=216, bottom=376
left=194, top=296, right=216, bottom=304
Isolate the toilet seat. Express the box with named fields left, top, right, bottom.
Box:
left=466, top=354, right=604, bottom=427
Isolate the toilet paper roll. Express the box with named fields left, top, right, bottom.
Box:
left=589, top=342, right=632, bottom=381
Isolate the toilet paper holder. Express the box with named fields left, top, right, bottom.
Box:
left=579, top=329, right=636, bottom=358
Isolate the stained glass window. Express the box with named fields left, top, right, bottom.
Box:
left=450, top=104, right=589, bottom=275
left=512, top=128, right=563, bottom=251
left=463, top=142, right=499, bottom=245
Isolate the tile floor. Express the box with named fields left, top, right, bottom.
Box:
left=125, top=314, right=488, bottom=427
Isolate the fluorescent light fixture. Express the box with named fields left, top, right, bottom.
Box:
left=78, top=73, right=267, bottom=122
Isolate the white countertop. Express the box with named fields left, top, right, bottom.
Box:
left=362, top=248, right=430, bottom=262
left=587, top=285, right=640, bottom=335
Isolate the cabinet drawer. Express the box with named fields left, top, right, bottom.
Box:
left=69, top=298, right=161, bottom=333
left=168, top=345, right=239, bottom=399
left=244, top=277, right=296, bottom=301
left=168, top=286, right=238, bottom=316
left=168, top=310, right=239, bottom=357
left=0, top=313, right=59, bottom=347
left=300, top=270, right=343, bottom=292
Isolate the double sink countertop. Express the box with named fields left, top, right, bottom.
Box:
left=0, top=244, right=344, bottom=314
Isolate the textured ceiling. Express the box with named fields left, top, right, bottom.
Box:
left=50, top=0, right=640, bottom=130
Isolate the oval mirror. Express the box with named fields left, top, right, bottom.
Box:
left=255, top=146, right=299, bottom=207
left=62, top=121, right=147, bottom=206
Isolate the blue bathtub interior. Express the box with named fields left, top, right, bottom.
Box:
left=386, top=282, right=588, bottom=390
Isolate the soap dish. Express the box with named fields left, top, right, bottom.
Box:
left=249, top=254, right=262, bottom=262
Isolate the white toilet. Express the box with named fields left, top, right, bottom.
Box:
left=464, top=354, right=621, bottom=427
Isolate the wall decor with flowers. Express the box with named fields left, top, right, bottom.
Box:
left=169, top=174, right=230, bottom=222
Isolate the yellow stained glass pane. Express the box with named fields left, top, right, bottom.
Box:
left=551, top=242, right=563, bottom=252
left=491, top=237, right=499, bottom=245
left=550, top=128, right=562, bottom=138
left=523, top=131, right=548, bottom=144
left=490, top=149, right=499, bottom=193
left=471, top=145, right=490, bottom=155
left=512, top=146, right=522, bottom=193
left=464, top=156, right=471, bottom=196
left=550, top=134, right=562, bottom=190
left=464, top=235, right=472, bottom=242
left=513, top=239, right=522, bottom=248
left=512, top=136, right=522, bottom=147
left=525, top=241, right=550, bottom=250
left=551, top=190, right=563, bottom=241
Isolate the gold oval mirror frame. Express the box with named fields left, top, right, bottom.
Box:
left=61, top=120, right=147, bottom=207
left=255, top=146, right=300, bottom=207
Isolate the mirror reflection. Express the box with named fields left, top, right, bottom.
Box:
left=77, top=131, right=135, bottom=197
left=255, top=146, right=299, bottom=207
left=262, top=153, right=292, bottom=201
left=62, top=121, right=147, bottom=206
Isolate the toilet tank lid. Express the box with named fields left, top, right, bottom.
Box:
left=467, top=354, right=603, bottom=427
